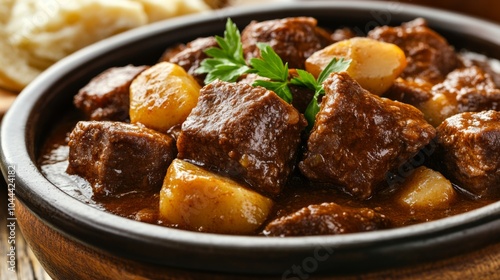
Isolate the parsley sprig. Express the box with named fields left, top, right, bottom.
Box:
left=291, top=57, right=351, bottom=129
left=196, top=18, right=250, bottom=84
left=196, top=18, right=351, bottom=128
left=250, top=43, right=293, bottom=103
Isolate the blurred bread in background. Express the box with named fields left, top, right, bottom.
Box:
left=0, top=0, right=216, bottom=92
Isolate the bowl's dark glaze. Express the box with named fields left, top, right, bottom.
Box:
left=2, top=1, right=500, bottom=277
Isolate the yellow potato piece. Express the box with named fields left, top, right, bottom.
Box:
left=398, top=166, right=456, bottom=210
left=417, top=92, right=458, bottom=127
left=306, top=37, right=407, bottom=95
left=159, top=159, right=274, bottom=234
left=130, top=62, right=201, bottom=132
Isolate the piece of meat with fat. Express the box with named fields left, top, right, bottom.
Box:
left=66, top=121, right=177, bottom=198
left=299, top=72, right=436, bottom=200
left=330, top=27, right=356, bottom=43
left=177, top=80, right=307, bottom=198
left=263, top=202, right=390, bottom=236
left=241, top=17, right=334, bottom=69
left=385, top=66, right=500, bottom=127
left=368, top=18, right=460, bottom=84
left=384, top=77, right=433, bottom=105
left=460, top=51, right=500, bottom=88
left=436, top=110, right=500, bottom=198
left=74, top=65, right=148, bottom=121
left=434, top=66, right=500, bottom=113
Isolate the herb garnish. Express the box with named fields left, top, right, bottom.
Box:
left=291, top=57, right=351, bottom=129
left=197, top=18, right=351, bottom=128
left=196, top=18, right=250, bottom=84
left=249, top=43, right=293, bottom=103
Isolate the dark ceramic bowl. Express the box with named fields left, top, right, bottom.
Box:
left=2, top=1, right=500, bottom=279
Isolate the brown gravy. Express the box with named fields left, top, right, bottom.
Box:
left=38, top=110, right=496, bottom=235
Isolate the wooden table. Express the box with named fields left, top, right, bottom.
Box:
left=0, top=183, right=52, bottom=280
left=1, top=1, right=500, bottom=279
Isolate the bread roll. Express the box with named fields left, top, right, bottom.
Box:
left=0, top=0, right=212, bottom=92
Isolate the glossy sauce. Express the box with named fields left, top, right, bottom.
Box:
left=38, top=111, right=496, bottom=234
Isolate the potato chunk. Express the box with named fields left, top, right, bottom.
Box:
left=398, top=166, right=456, bottom=210
left=130, top=62, right=201, bottom=132
left=417, top=91, right=458, bottom=127
left=305, top=37, right=406, bottom=95
left=159, top=159, right=274, bottom=234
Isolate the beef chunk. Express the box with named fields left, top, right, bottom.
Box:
left=177, top=80, right=307, bottom=198
left=161, top=36, right=218, bottom=86
left=263, top=202, right=390, bottom=236
left=331, top=27, right=356, bottom=43
left=67, top=121, right=176, bottom=198
left=289, top=83, right=315, bottom=114
left=460, top=51, right=500, bottom=88
left=436, top=110, right=500, bottom=197
left=384, top=77, right=433, bottom=105
left=385, top=66, right=500, bottom=127
left=158, top=43, right=186, bottom=62
left=368, top=18, right=460, bottom=84
left=433, top=66, right=500, bottom=112
left=241, top=17, right=334, bottom=69
left=299, top=72, right=436, bottom=200
left=74, top=65, right=148, bottom=121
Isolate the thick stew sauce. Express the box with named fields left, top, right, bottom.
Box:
left=39, top=17, right=500, bottom=236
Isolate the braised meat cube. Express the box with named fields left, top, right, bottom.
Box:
left=289, top=83, right=315, bottom=113
left=436, top=110, right=500, bottom=197
left=158, top=43, right=186, bottom=62
left=74, top=65, right=148, bottom=121
left=177, top=80, right=307, bottom=198
left=330, top=27, right=356, bottom=43
left=263, top=202, right=390, bottom=236
left=368, top=18, right=460, bottom=84
left=460, top=51, right=500, bottom=88
left=66, top=121, right=176, bottom=198
left=435, top=66, right=500, bottom=113
left=161, top=36, right=217, bottom=86
left=241, top=17, right=333, bottom=69
left=411, top=66, right=500, bottom=126
left=384, top=77, right=433, bottom=106
left=299, top=72, right=436, bottom=200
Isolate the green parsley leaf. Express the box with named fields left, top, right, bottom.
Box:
left=196, top=18, right=351, bottom=131
left=291, top=57, right=351, bottom=130
left=196, top=18, right=250, bottom=84
left=253, top=80, right=293, bottom=103
left=318, top=57, right=350, bottom=83
left=291, top=69, right=320, bottom=93
left=250, top=43, right=293, bottom=103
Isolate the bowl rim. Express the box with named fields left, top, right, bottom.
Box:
left=2, top=0, right=500, bottom=275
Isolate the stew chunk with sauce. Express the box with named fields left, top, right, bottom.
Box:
left=40, top=17, right=500, bottom=237
left=177, top=80, right=307, bottom=198
left=299, top=72, right=436, bottom=200
left=436, top=110, right=500, bottom=197
left=66, top=121, right=176, bottom=198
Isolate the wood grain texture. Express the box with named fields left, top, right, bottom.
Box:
left=0, top=184, right=52, bottom=280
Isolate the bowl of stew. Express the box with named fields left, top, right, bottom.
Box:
left=2, top=1, right=500, bottom=279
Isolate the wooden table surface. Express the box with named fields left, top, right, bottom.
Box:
left=1, top=1, right=500, bottom=279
